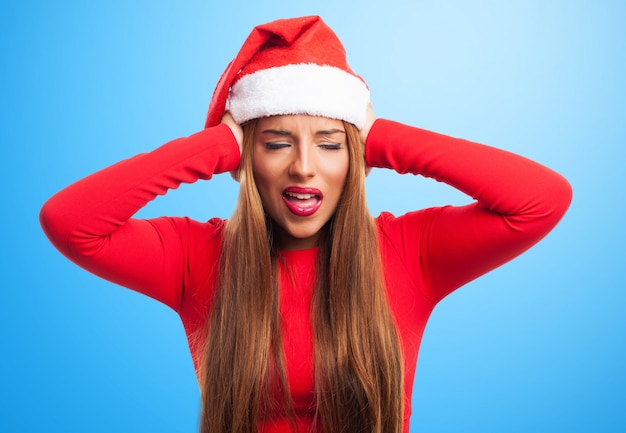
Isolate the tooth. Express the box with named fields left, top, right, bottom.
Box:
left=287, top=192, right=314, bottom=199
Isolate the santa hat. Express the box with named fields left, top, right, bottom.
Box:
left=205, top=16, right=370, bottom=129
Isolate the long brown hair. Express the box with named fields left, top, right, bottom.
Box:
left=200, top=119, right=404, bottom=433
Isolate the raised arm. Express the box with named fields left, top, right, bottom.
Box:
left=39, top=123, right=240, bottom=310
left=366, top=119, right=572, bottom=303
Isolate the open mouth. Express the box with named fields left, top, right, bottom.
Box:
left=282, top=187, right=323, bottom=216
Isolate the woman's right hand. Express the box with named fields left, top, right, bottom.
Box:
left=221, top=112, right=243, bottom=154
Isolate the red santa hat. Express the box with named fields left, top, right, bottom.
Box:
left=205, top=16, right=370, bottom=129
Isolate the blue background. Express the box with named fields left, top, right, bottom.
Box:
left=2, top=0, right=625, bottom=432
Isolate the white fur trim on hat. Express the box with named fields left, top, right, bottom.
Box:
left=227, top=63, right=370, bottom=129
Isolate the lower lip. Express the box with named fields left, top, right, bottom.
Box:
left=282, top=195, right=322, bottom=217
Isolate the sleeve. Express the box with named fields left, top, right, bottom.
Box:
left=39, top=123, right=240, bottom=311
left=366, top=119, right=572, bottom=304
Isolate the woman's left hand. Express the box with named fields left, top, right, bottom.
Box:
left=360, top=103, right=376, bottom=145
left=361, top=103, right=376, bottom=176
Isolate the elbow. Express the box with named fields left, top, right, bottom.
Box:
left=549, top=172, right=573, bottom=223
left=40, top=196, right=60, bottom=243
left=529, top=172, right=573, bottom=236
left=508, top=172, right=573, bottom=236
left=39, top=194, right=73, bottom=257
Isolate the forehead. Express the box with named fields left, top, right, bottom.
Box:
left=256, top=114, right=344, bottom=134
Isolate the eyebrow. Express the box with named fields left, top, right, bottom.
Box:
left=260, top=128, right=346, bottom=136
left=316, top=129, right=346, bottom=135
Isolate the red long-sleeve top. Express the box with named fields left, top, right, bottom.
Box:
left=40, top=119, right=572, bottom=432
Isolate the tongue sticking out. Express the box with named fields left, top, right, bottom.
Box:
left=283, top=191, right=322, bottom=216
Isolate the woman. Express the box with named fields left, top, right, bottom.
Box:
left=40, top=16, right=572, bottom=433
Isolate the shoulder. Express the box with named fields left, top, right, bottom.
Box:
left=147, top=215, right=226, bottom=235
left=374, top=207, right=447, bottom=282
left=375, top=207, right=447, bottom=242
left=172, top=216, right=226, bottom=318
left=145, top=216, right=226, bottom=258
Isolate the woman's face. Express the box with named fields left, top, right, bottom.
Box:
left=253, top=114, right=350, bottom=250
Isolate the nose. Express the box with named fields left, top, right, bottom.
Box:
left=289, top=145, right=316, bottom=179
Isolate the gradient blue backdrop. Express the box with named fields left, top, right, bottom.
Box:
left=2, top=1, right=624, bottom=432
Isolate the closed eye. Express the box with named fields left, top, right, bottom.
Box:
left=265, top=142, right=291, bottom=150
left=319, top=143, right=343, bottom=150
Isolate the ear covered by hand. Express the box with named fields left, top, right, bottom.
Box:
left=361, top=103, right=376, bottom=177
left=221, top=112, right=244, bottom=182
left=359, top=103, right=376, bottom=146
left=221, top=112, right=244, bottom=155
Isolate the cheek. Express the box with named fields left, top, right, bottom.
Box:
left=328, top=156, right=350, bottom=186
left=252, top=159, right=274, bottom=202
left=251, top=150, right=266, bottom=184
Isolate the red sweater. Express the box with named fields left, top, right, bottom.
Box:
left=40, top=119, right=572, bottom=432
